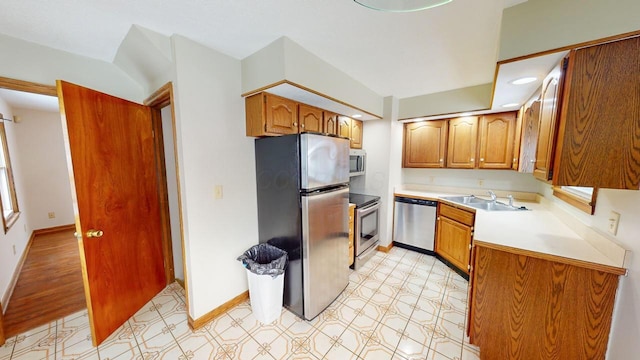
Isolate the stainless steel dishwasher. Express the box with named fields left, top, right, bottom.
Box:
left=393, top=196, right=437, bottom=253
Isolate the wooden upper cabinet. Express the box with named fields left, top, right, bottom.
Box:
left=350, top=119, right=363, bottom=149
left=323, top=112, right=338, bottom=135
left=338, top=116, right=351, bottom=139
left=298, top=104, right=323, bottom=133
left=554, top=36, right=640, bottom=189
left=517, top=99, right=541, bottom=173
left=447, top=117, right=478, bottom=168
left=403, top=120, right=448, bottom=168
left=245, top=92, right=298, bottom=136
left=533, top=61, right=565, bottom=181
left=478, top=112, right=516, bottom=169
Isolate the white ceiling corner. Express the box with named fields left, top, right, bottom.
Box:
left=0, top=0, right=518, bottom=103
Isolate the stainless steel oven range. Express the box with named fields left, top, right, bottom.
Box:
left=349, top=193, right=380, bottom=270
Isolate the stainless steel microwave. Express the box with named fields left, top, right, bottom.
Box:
left=349, top=149, right=366, bottom=177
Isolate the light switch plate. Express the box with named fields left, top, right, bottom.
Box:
left=214, top=185, right=223, bottom=200
left=608, top=211, right=620, bottom=235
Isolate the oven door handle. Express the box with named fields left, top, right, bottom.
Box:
left=357, top=202, right=379, bottom=216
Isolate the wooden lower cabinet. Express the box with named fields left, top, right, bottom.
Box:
left=348, top=204, right=355, bottom=266
left=436, top=203, right=474, bottom=275
left=469, top=244, right=621, bottom=359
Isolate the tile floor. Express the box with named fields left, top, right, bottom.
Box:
left=0, top=247, right=480, bottom=360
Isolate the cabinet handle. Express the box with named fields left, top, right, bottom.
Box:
left=530, top=159, right=536, bottom=163
left=437, top=217, right=440, bottom=221
left=470, top=158, right=475, bottom=162
left=480, top=158, right=484, bottom=162
left=301, top=124, right=305, bottom=128
left=293, top=122, right=298, bottom=126
left=469, top=244, right=472, bottom=250
left=439, top=159, right=444, bottom=162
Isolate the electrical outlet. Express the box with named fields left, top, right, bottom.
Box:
left=48, top=212, right=56, bottom=219
left=478, top=179, right=484, bottom=187
left=608, top=211, right=620, bottom=235
left=214, top=185, right=223, bottom=200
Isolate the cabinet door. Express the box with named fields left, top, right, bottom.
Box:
left=403, top=120, right=448, bottom=168
left=299, top=104, right=323, bottom=133
left=323, top=112, right=338, bottom=135
left=554, top=36, right=640, bottom=189
left=447, top=117, right=478, bottom=168
left=478, top=112, right=516, bottom=169
left=518, top=99, right=541, bottom=173
left=338, top=116, right=351, bottom=139
left=533, top=62, right=564, bottom=181
left=350, top=119, right=363, bottom=149
left=265, top=93, right=299, bottom=135
left=436, top=216, right=472, bottom=274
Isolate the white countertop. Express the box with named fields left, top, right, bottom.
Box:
left=394, top=188, right=626, bottom=272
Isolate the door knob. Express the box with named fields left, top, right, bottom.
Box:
left=86, top=229, right=104, bottom=238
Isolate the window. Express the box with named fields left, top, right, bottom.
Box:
left=552, top=186, right=597, bottom=215
left=0, top=122, right=19, bottom=232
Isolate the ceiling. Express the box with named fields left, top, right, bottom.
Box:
left=0, top=89, right=59, bottom=113
left=0, top=0, right=527, bottom=103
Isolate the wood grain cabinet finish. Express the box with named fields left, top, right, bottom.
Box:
left=436, top=203, right=474, bottom=275
left=323, top=112, right=338, bottom=135
left=478, top=112, right=516, bottom=169
left=403, top=120, right=448, bottom=168
left=350, top=119, right=363, bottom=149
left=338, top=116, right=351, bottom=139
left=533, top=61, right=565, bottom=181
left=447, top=116, right=478, bottom=168
left=469, top=245, right=620, bottom=360
left=517, top=99, right=541, bottom=173
left=554, top=36, right=640, bottom=189
left=298, top=104, right=323, bottom=133
left=245, top=92, right=298, bottom=136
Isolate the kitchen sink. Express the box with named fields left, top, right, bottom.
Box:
left=441, top=195, right=529, bottom=211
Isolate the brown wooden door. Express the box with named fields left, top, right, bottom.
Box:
left=57, top=81, right=166, bottom=346
left=265, top=93, right=298, bottom=135
left=478, top=112, right=516, bottom=169
left=323, top=112, right=338, bottom=135
left=350, top=119, right=363, bottom=149
left=338, top=116, right=351, bottom=139
left=403, top=120, right=448, bottom=168
left=298, top=104, right=322, bottom=133
left=447, top=116, right=478, bottom=168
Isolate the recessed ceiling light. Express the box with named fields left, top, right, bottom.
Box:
left=502, top=103, right=520, bottom=108
left=353, top=0, right=453, bottom=12
left=352, top=114, right=362, bottom=119
left=511, top=77, right=537, bottom=85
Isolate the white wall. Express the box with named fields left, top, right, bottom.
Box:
left=11, top=108, right=74, bottom=230
left=0, top=33, right=144, bottom=103
left=0, top=99, right=32, bottom=309
left=350, top=97, right=403, bottom=247
left=171, top=35, right=258, bottom=320
left=500, top=0, right=640, bottom=61
left=403, top=168, right=542, bottom=193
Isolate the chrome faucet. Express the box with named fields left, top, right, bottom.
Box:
left=507, top=194, right=514, bottom=207
left=488, top=190, right=497, bottom=202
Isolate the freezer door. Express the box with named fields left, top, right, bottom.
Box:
left=301, top=186, right=349, bottom=320
left=300, top=133, right=349, bottom=190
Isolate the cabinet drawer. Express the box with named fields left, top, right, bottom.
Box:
left=439, top=203, right=474, bottom=226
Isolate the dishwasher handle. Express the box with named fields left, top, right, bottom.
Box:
left=394, top=196, right=437, bottom=207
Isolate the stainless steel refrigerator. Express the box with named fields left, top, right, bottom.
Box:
left=255, top=133, right=350, bottom=320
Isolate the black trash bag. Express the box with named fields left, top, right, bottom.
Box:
left=237, top=243, right=288, bottom=278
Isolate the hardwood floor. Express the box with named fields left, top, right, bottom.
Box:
left=3, top=227, right=85, bottom=338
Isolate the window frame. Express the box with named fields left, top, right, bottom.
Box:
left=0, top=122, right=20, bottom=232
left=552, top=186, right=597, bottom=215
